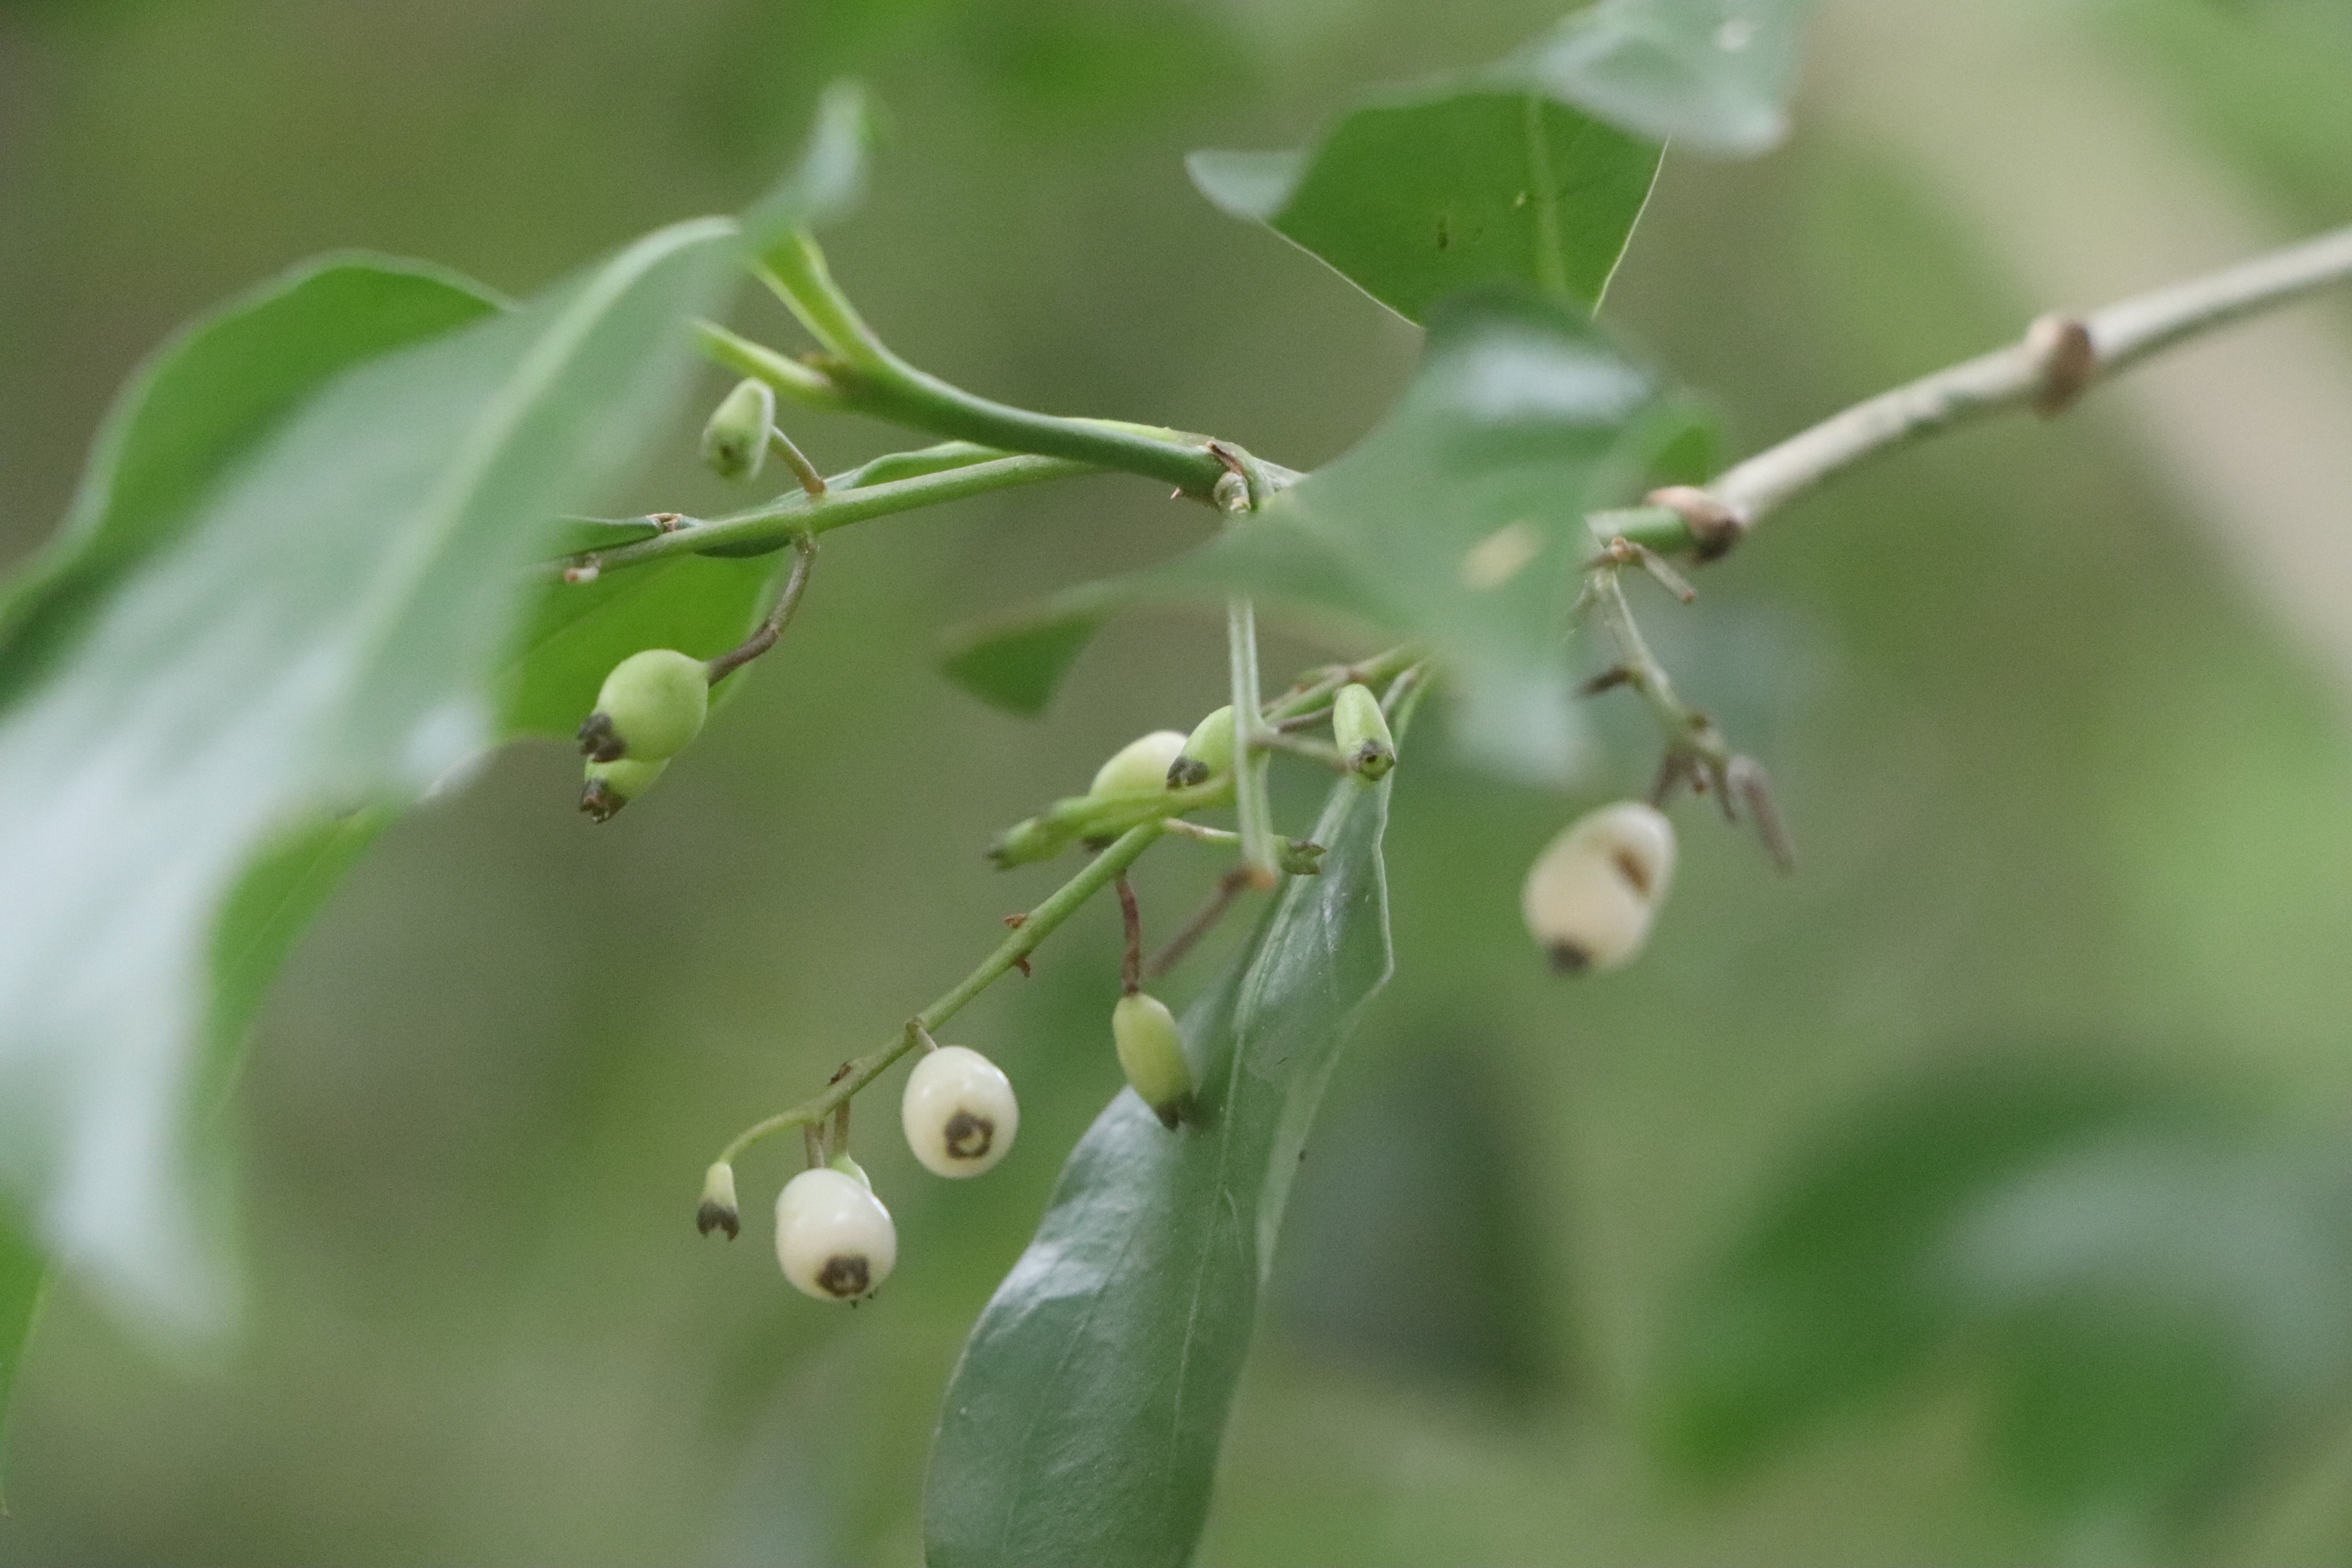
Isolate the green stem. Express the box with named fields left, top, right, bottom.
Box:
left=765, top=428, right=827, bottom=498
left=717, top=820, right=1167, bottom=1167
left=1227, top=596, right=1279, bottom=889
left=756, top=232, right=892, bottom=372
left=1260, top=731, right=1350, bottom=772
left=694, top=319, right=846, bottom=409
left=757, top=229, right=1231, bottom=494
left=554, top=454, right=1094, bottom=576
left=1588, top=566, right=1728, bottom=773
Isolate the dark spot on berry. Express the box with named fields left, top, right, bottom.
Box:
left=817, top=1254, right=870, bottom=1298
left=945, top=1111, right=995, bottom=1160
left=696, top=1200, right=739, bottom=1240
left=576, top=711, right=625, bottom=763
left=1608, top=846, right=1651, bottom=897
left=1167, top=758, right=1210, bottom=788
left=579, top=779, right=624, bottom=824
left=1547, top=942, right=1592, bottom=975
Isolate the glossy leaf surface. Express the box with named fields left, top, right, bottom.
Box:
left=1189, top=0, right=1812, bottom=321
left=0, top=219, right=734, bottom=1339
left=1187, top=85, right=1658, bottom=324
left=924, top=773, right=1393, bottom=1568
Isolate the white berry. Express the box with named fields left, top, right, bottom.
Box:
left=774, top=1167, right=897, bottom=1300
left=1521, top=800, right=1677, bottom=973
left=1089, top=730, right=1188, bottom=799
left=901, top=1045, right=1019, bottom=1178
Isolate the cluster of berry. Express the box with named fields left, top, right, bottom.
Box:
left=575, top=649, right=709, bottom=819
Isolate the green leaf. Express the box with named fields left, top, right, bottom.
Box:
left=942, top=289, right=1680, bottom=780
left=0, top=218, right=735, bottom=1339
left=0, top=256, right=504, bottom=708
left=202, top=810, right=393, bottom=1109
left=0, top=1218, right=42, bottom=1506
left=1657, top=1058, right=2352, bottom=1529
left=1506, top=0, right=1814, bottom=155
left=936, top=592, right=1119, bottom=717
left=1188, top=88, right=1658, bottom=324
left=924, top=773, right=1394, bottom=1568
left=1188, top=0, right=1813, bottom=321
left=739, top=78, right=874, bottom=252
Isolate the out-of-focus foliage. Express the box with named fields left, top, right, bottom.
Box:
left=1660, top=1058, right=2352, bottom=1546
left=3, top=0, right=2352, bottom=1565
left=0, top=227, right=732, bottom=1337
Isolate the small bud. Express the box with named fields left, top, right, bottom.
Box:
left=1112, top=992, right=1194, bottom=1129
left=697, top=1161, right=741, bottom=1239
left=1521, top=801, right=1676, bottom=974
left=580, top=649, right=709, bottom=763
left=1089, top=730, right=1188, bottom=800
left=901, top=1045, right=1020, bottom=1178
left=989, top=815, right=1069, bottom=869
left=701, top=377, right=776, bottom=482
left=579, top=756, right=668, bottom=822
left=1167, top=706, right=1235, bottom=788
left=775, top=1167, right=897, bottom=1301
left=1332, top=684, right=1396, bottom=780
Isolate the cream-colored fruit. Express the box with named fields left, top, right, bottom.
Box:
left=1089, top=730, right=1188, bottom=799
left=901, top=1045, right=1019, bottom=1178
left=1521, top=801, right=1677, bottom=973
left=774, top=1167, right=897, bottom=1300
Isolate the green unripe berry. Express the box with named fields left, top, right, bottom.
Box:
left=1332, top=683, right=1396, bottom=780
left=579, top=648, right=708, bottom=763
left=1167, top=706, right=1235, bottom=788
left=774, top=1167, right=896, bottom=1301
left=701, top=377, right=775, bottom=482
left=579, top=756, right=668, bottom=822
left=1521, top=800, right=1676, bottom=974
left=901, top=1045, right=1019, bottom=1178
left=697, top=1160, right=740, bottom=1239
left=1090, top=730, right=1188, bottom=800
left=1112, top=992, right=1194, bottom=1129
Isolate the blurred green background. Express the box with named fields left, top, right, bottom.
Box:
left=6, top=0, right=2352, bottom=1562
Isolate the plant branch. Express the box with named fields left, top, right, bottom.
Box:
left=766, top=427, right=827, bottom=498
left=544, top=452, right=1094, bottom=578
left=716, top=820, right=1166, bottom=1167
left=1227, top=596, right=1279, bottom=889
left=755, top=230, right=1234, bottom=495
left=694, top=319, right=847, bottom=410
left=705, top=534, right=815, bottom=683
left=1146, top=869, right=1249, bottom=981
left=1116, top=875, right=1143, bottom=995
left=1597, top=221, right=2352, bottom=556
left=1586, top=566, right=1795, bottom=870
